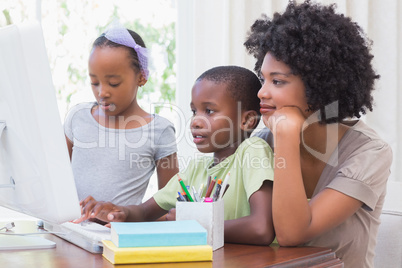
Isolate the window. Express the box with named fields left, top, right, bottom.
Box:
left=1, top=0, right=177, bottom=119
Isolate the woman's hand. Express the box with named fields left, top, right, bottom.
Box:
left=73, top=196, right=128, bottom=225
left=266, top=106, right=305, bottom=134
left=265, top=106, right=307, bottom=146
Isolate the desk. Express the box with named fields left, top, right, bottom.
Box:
left=0, top=233, right=343, bottom=268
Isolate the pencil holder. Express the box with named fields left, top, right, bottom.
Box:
left=176, top=199, right=224, bottom=251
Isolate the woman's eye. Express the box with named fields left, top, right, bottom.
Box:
left=273, top=79, right=284, bottom=85
left=110, top=83, right=120, bottom=87
left=91, top=82, right=99, bottom=86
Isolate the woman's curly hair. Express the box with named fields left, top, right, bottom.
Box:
left=244, top=1, right=379, bottom=123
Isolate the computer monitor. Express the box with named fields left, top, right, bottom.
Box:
left=0, top=21, right=81, bottom=248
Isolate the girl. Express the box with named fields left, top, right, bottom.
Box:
left=245, top=1, right=392, bottom=267
left=64, top=23, right=179, bottom=206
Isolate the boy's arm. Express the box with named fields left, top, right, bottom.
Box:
left=156, top=152, right=179, bottom=189
left=223, top=180, right=275, bottom=245
left=75, top=196, right=167, bottom=224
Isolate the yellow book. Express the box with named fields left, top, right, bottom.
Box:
left=102, top=240, right=213, bottom=264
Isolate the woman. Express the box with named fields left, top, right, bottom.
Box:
left=245, top=1, right=392, bottom=267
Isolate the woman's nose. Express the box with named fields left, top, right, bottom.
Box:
left=257, top=83, right=271, bottom=100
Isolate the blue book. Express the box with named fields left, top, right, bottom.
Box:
left=110, top=220, right=208, bottom=248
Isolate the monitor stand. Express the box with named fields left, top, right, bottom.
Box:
left=0, top=218, right=56, bottom=250
left=0, top=235, right=55, bottom=250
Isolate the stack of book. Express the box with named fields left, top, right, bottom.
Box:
left=102, top=220, right=213, bottom=264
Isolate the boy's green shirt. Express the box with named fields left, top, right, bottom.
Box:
left=153, top=136, right=274, bottom=220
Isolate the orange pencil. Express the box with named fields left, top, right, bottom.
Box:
left=212, top=179, right=222, bottom=201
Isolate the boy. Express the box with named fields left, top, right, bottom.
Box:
left=77, top=66, right=275, bottom=245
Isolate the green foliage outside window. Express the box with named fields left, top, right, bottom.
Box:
left=1, top=1, right=176, bottom=115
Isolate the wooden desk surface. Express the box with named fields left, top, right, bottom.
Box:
left=0, top=233, right=343, bottom=268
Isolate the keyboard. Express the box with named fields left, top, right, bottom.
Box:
left=43, top=221, right=111, bottom=253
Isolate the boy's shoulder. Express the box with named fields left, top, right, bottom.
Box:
left=237, top=136, right=272, bottom=152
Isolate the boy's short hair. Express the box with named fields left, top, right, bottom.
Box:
left=196, top=66, right=262, bottom=116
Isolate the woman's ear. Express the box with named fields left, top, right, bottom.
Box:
left=240, top=110, right=259, bottom=132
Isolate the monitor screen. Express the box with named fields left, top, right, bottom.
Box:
left=0, top=21, right=81, bottom=225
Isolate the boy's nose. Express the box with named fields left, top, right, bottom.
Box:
left=191, top=115, right=204, bottom=129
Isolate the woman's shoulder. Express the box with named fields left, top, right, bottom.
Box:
left=344, top=120, right=391, bottom=155
left=337, top=120, right=392, bottom=179
left=252, top=127, right=274, bottom=150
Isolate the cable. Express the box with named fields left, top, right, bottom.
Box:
left=0, top=222, right=15, bottom=231
left=0, top=222, right=65, bottom=236
left=0, top=230, right=66, bottom=236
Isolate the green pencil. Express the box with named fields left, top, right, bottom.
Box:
left=177, top=175, right=194, bottom=202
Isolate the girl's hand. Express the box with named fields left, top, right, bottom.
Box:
left=73, top=196, right=128, bottom=224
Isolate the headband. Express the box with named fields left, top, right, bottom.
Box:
left=104, top=21, right=149, bottom=80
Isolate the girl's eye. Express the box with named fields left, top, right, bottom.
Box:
left=206, top=109, right=214, bottom=115
left=191, top=109, right=196, bottom=116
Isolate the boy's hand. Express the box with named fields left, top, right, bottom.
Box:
left=165, top=208, right=176, bottom=221
left=73, top=195, right=128, bottom=224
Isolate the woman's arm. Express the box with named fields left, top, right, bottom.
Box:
left=268, top=107, right=363, bottom=246
left=155, top=153, right=179, bottom=189
left=224, top=180, right=275, bottom=245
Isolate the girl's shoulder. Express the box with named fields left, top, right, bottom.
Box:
left=151, top=114, right=175, bottom=129
left=64, top=102, right=96, bottom=123
left=67, top=102, right=96, bottom=114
